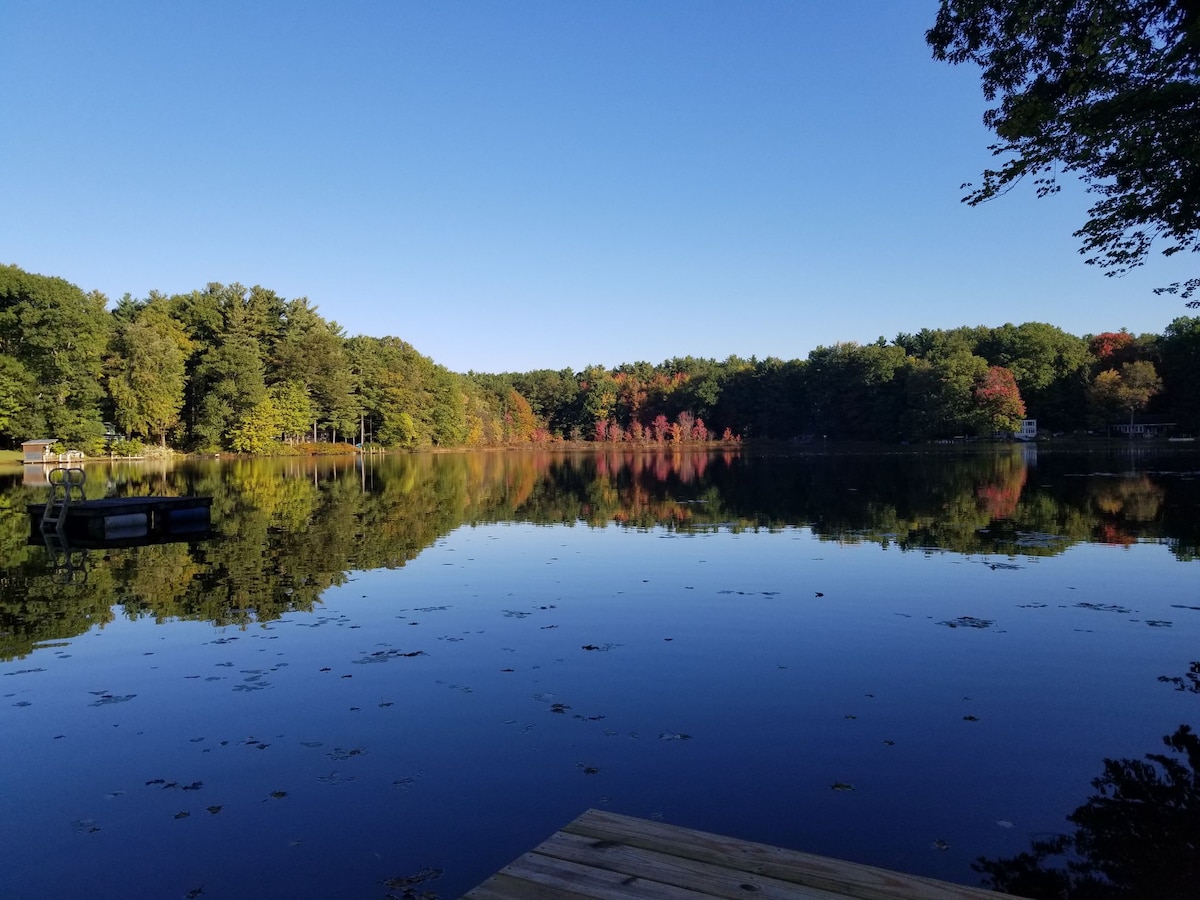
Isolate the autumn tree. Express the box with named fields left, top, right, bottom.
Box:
left=928, top=1, right=1200, bottom=300
left=1090, top=330, right=1136, bottom=362
left=1089, top=360, right=1164, bottom=432
left=503, top=389, right=539, bottom=442
left=973, top=365, right=1027, bottom=434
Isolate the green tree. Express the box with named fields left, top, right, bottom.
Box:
left=0, top=354, right=31, bottom=438
left=268, top=381, right=314, bottom=444
left=976, top=322, right=1091, bottom=430
left=0, top=265, right=110, bottom=446
left=928, top=1, right=1200, bottom=300
left=274, top=298, right=356, bottom=441
left=228, top=394, right=282, bottom=454
left=107, top=301, right=190, bottom=446
left=192, top=331, right=267, bottom=450
left=1158, top=316, right=1200, bottom=432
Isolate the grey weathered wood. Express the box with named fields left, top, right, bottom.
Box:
left=464, top=809, right=1022, bottom=900
left=535, top=831, right=847, bottom=900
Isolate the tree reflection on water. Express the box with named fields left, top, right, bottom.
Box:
left=981, top=658, right=1200, bottom=899
left=976, top=720, right=1200, bottom=899
left=1, top=447, right=1198, bottom=659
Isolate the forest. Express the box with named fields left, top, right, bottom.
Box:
left=2, top=263, right=1198, bottom=453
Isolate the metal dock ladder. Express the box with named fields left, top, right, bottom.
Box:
left=41, top=466, right=86, bottom=535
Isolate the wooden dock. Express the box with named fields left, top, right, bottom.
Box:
left=27, top=496, right=212, bottom=544
left=465, top=809, right=1016, bottom=899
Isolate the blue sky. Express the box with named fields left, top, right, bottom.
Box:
left=3, top=1, right=1192, bottom=373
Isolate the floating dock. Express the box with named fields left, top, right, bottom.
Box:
left=465, top=808, right=1016, bottom=899
left=27, top=496, right=213, bottom=545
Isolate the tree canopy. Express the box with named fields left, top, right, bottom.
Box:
left=3, top=264, right=1199, bottom=454
left=927, top=0, right=1200, bottom=300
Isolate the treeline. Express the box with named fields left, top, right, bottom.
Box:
left=2, top=264, right=1198, bottom=452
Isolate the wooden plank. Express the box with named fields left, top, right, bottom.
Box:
left=535, top=830, right=847, bottom=900
left=563, top=810, right=1011, bottom=900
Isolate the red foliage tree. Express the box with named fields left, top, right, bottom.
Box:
left=675, top=411, right=695, bottom=441
left=1090, top=331, right=1134, bottom=360
left=973, top=366, right=1026, bottom=434
left=651, top=414, right=670, bottom=443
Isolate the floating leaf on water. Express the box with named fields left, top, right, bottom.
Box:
left=963, top=715, right=980, bottom=722
left=89, top=693, right=137, bottom=706
left=1075, top=602, right=1133, bottom=614
left=206, top=806, right=223, bottom=815
left=577, top=763, right=600, bottom=775
left=549, top=703, right=571, bottom=713
left=268, top=791, right=287, bottom=800
left=882, top=740, right=895, bottom=746
left=831, top=782, right=854, bottom=792
left=932, top=839, right=950, bottom=850
left=353, top=649, right=426, bottom=664
left=938, top=617, right=994, bottom=629
left=174, top=811, right=190, bottom=819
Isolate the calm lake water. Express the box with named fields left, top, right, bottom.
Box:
left=1, top=447, right=1197, bottom=898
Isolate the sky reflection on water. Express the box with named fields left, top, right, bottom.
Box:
left=1, top=450, right=1198, bottom=898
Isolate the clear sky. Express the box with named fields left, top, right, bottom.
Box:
left=3, top=1, right=1192, bottom=373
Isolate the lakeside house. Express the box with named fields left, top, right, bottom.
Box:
left=21, top=439, right=56, bottom=464
left=21, top=439, right=84, bottom=464
left=1108, top=417, right=1177, bottom=438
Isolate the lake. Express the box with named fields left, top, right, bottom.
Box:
left=1, top=447, right=1197, bottom=898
